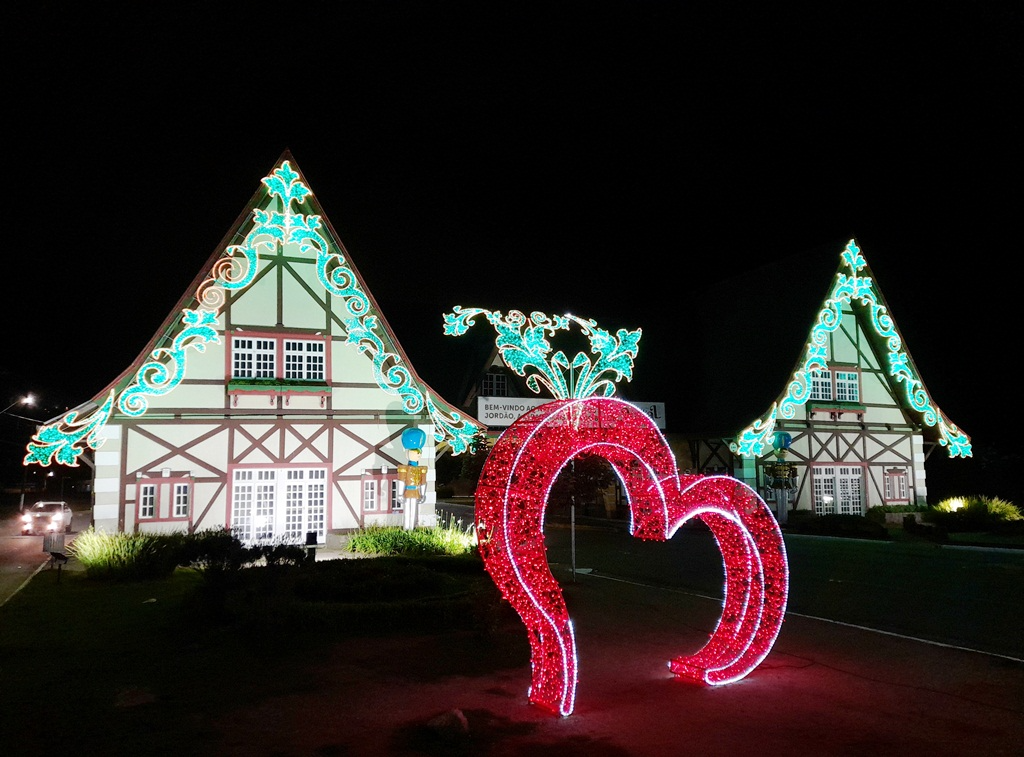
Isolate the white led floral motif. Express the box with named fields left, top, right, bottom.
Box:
left=732, top=240, right=971, bottom=459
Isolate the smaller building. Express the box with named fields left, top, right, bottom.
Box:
left=687, top=239, right=970, bottom=520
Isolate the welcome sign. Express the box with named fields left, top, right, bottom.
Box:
left=478, top=396, right=666, bottom=429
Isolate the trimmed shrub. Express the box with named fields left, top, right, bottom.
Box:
left=785, top=509, right=820, bottom=529
left=786, top=512, right=889, bottom=540
left=865, top=504, right=927, bottom=524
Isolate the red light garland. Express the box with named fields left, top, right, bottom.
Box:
left=475, top=398, right=789, bottom=716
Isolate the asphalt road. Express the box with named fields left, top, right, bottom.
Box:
left=0, top=502, right=88, bottom=607
left=4, top=500, right=1022, bottom=664
left=440, top=501, right=1024, bottom=663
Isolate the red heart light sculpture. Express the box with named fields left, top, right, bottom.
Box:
left=475, top=397, right=789, bottom=716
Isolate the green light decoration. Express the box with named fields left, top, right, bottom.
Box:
left=24, top=392, right=115, bottom=467
left=343, top=315, right=422, bottom=414
left=732, top=239, right=971, bottom=459
left=25, top=160, right=483, bottom=467
left=443, top=307, right=642, bottom=399
left=118, top=309, right=221, bottom=415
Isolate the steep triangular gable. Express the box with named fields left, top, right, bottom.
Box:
left=730, top=239, right=971, bottom=459
left=25, top=152, right=483, bottom=467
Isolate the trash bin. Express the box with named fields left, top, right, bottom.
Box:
left=42, top=532, right=65, bottom=554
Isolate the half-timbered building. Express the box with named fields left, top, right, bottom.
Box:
left=25, top=153, right=483, bottom=544
left=688, top=239, right=971, bottom=520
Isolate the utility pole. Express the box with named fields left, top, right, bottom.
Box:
left=19, top=466, right=27, bottom=512
left=570, top=459, right=576, bottom=582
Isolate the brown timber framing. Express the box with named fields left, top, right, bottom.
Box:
left=115, top=413, right=429, bottom=533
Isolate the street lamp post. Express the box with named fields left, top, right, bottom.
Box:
left=2, top=394, right=35, bottom=416
left=5, top=395, right=36, bottom=511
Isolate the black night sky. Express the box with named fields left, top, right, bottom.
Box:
left=3, top=2, right=1022, bottom=498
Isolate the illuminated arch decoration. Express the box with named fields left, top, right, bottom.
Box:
left=732, top=239, right=971, bottom=459
left=25, top=160, right=483, bottom=467
left=475, top=397, right=788, bottom=717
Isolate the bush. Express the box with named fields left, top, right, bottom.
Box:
left=903, top=515, right=947, bottom=541
left=255, top=541, right=308, bottom=566
left=927, top=496, right=1023, bottom=533
left=785, top=512, right=889, bottom=540
left=785, top=509, right=820, bottom=528
left=178, top=527, right=252, bottom=572
left=989, top=518, right=1024, bottom=536
left=67, top=528, right=184, bottom=580
left=348, top=521, right=477, bottom=558
left=182, top=552, right=498, bottom=638
left=865, top=504, right=927, bottom=524
left=67, top=527, right=312, bottom=581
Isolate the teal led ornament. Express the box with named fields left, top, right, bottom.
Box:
left=732, top=240, right=970, bottom=459
left=24, top=160, right=484, bottom=467
left=443, top=307, right=641, bottom=399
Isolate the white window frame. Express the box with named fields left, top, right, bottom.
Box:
left=231, top=467, right=327, bottom=544
left=173, top=483, right=190, bottom=518
left=232, top=337, right=277, bottom=379
left=230, top=332, right=329, bottom=387
left=884, top=468, right=910, bottom=503
left=284, top=339, right=325, bottom=381
left=809, top=368, right=833, bottom=401
left=360, top=469, right=402, bottom=513
left=140, top=484, right=156, bottom=519
left=812, top=464, right=864, bottom=515
left=835, top=370, right=860, bottom=402
left=809, top=365, right=861, bottom=404
left=136, top=476, right=192, bottom=523
left=481, top=372, right=508, bottom=397
left=363, top=479, right=378, bottom=511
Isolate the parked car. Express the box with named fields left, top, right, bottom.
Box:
left=20, top=501, right=73, bottom=535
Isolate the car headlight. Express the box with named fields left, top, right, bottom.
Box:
left=52, top=512, right=64, bottom=523
left=21, top=514, right=31, bottom=524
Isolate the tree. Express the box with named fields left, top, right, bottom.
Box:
left=548, top=453, right=618, bottom=516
